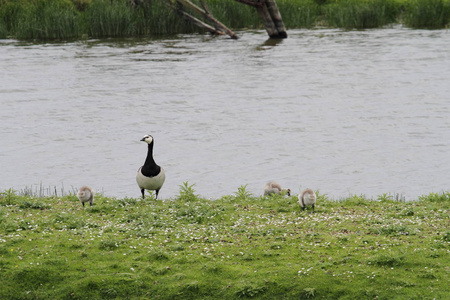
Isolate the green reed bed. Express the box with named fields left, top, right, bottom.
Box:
left=0, top=0, right=24, bottom=33
left=202, top=0, right=261, bottom=29
left=0, top=0, right=450, bottom=40
left=0, top=0, right=198, bottom=40
left=402, top=0, right=450, bottom=28
left=323, top=0, right=400, bottom=29
left=85, top=0, right=198, bottom=38
left=83, top=0, right=193, bottom=38
left=84, top=0, right=135, bottom=37
left=277, top=0, right=321, bottom=28
left=0, top=20, right=6, bottom=38
left=130, top=1, right=197, bottom=36
left=0, top=186, right=448, bottom=299
left=13, top=0, right=81, bottom=40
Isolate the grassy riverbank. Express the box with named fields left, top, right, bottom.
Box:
left=0, top=186, right=448, bottom=299
left=0, top=0, right=449, bottom=40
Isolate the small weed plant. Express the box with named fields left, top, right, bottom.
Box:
left=177, top=181, right=198, bottom=202
left=234, top=184, right=253, bottom=200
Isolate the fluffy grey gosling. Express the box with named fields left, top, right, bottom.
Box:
left=77, top=186, right=94, bottom=207
left=264, top=181, right=291, bottom=196
left=298, top=188, right=317, bottom=211
left=136, top=134, right=166, bottom=199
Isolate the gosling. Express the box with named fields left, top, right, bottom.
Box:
left=77, top=186, right=94, bottom=207
left=264, top=181, right=291, bottom=196
left=298, top=188, right=316, bottom=212
left=136, top=134, right=166, bottom=199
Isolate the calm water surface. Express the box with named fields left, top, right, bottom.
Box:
left=1, top=28, right=449, bottom=200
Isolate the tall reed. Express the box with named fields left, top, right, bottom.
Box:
left=84, top=0, right=198, bottom=38
left=203, top=0, right=320, bottom=29
left=1, top=0, right=450, bottom=40
left=0, top=20, right=6, bottom=38
left=70, top=0, right=92, bottom=11
left=277, top=0, right=321, bottom=28
left=0, top=0, right=25, bottom=34
left=203, top=0, right=261, bottom=29
left=14, top=0, right=81, bottom=40
left=323, top=0, right=400, bottom=29
left=84, top=0, right=135, bottom=37
left=402, top=0, right=450, bottom=28
left=131, top=0, right=197, bottom=36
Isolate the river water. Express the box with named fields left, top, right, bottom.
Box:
left=1, top=27, right=449, bottom=200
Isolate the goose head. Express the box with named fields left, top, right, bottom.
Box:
left=140, top=134, right=154, bottom=144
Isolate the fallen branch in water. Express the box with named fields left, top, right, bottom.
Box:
left=165, top=0, right=239, bottom=39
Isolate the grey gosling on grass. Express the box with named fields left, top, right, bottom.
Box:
left=77, top=186, right=94, bottom=207
left=136, top=134, right=165, bottom=199
left=264, top=181, right=291, bottom=196
left=298, top=188, right=317, bottom=212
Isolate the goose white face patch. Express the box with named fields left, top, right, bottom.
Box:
left=142, top=135, right=153, bottom=144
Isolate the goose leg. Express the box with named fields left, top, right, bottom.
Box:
left=141, top=189, right=145, bottom=199
left=155, top=189, right=160, bottom=199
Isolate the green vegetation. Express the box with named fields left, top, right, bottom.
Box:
left=278, top=0, right=321, bottom=28
left=402, top=0, right=450, bottom=28
left=323, top=0, right=400, bottom=29
left=1, top=186, right=448, bottom=299
left=0, top=0, right=449, bottom=40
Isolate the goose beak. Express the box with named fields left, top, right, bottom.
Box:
left=140, top=137, right=145, bottom=142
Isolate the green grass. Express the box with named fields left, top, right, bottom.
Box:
left=323, top=0, right=400, bottom=29
left=200, top=0, right=262, bottom=29
left=0, top=187, right=448, bottom=299
left=14, top=0, right=82, bottom=40
left=0, top=19, right=6, bottom=38
left=83, top=0, right=195, bottom=38
left=277, top=0, right=321, bottom=28
left=1, top=0, right=450, bottom=40
left=84, top=0, right=135, bottom=38
left=402, top=0, right=450, bottom=28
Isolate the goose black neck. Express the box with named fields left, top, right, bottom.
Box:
left=141, top=143, right=160, bottom=176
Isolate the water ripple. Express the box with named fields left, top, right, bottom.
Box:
left=1, top=28, right=449, bottom=200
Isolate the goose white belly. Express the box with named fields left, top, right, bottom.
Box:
left=264, top=187, right=280, bottom=195
left=301, top=194, right=316, bottom=207
left=264, top=181, right=280, bottom=195
left=299, top=189, right=317, bottom=207
left=136, top=167, right=166, bottom=190
left=77, top=186, right=94, bottom=206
